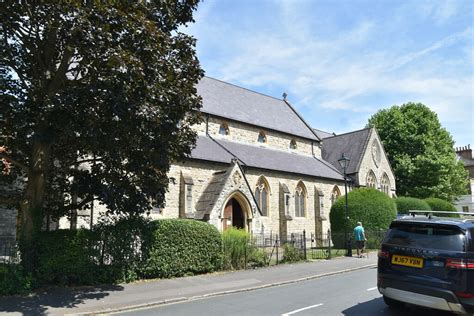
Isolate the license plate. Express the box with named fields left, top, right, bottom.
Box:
left=391, top=255, right=424, bottom=268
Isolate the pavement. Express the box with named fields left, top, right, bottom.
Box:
left=0, top=253, right=377, bottom=316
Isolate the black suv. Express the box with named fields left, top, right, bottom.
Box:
left=377, top=213, right=474, bottom=314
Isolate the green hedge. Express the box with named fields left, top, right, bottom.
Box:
left=94, top=216, right=154, bottom=282
left=33, top=216, right=155, bottom=286
left=425, top=198, right=459, bottom=218
left=36, top=229, right=99, bottom=286
left=0, top=264, right=34, bottom=295
left=143, top=219, right=222, bottom=278
left=395, top=197, right=431, bottom=214
left=330, top=188, right=396, bottom=233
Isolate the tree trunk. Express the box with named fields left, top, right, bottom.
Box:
left=21, top=141, right=51, bottom=239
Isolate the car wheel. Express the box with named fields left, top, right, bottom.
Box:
left=383, top=295, right=404, bottom=308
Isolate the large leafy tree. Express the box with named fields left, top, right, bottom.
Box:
left=0, top=1, right=203, bottom=245
left=368, top=103, right=467, bottom=201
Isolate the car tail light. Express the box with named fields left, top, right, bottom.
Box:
left=446, top=258, right=474, bottom=269
left=378, top=250, right=389, bottom=258
left=455, top=292, right=474, bottom=298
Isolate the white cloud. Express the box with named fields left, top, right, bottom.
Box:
left=187, top=0, right=473, bottom=145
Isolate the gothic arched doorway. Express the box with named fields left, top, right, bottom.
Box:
left=222, top=192, right=250, bottom=231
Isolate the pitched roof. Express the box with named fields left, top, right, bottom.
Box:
left=196, top=77, right=318, bottom=141
left=190, top=136, right=343, bottom=181
left=194, top=169, right=231, bottom=218
left=321, top=128, right=372, bottom=175
left=313, top=128, right=335, bottom=140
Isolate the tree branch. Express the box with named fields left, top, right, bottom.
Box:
left=46, top=45, right=73, bottom=98
left=0, top=152, right=28, bottom=171
left=66, top=195, right=93, bottom=211
left=71, top=158, right=103, bottom=166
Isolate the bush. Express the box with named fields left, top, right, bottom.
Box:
left=222, top=228, right=250, bottom=270
left=0, top=264, right=34, bottom=295
left=143, top=219, right=222, bottom=278
left=425, top=198, right=458, bottom=218
left=33, top=216, right=154, bottom=286
left=282, top=243, right=304, bottom=263
left=94, top=216, right=154, bottom=283
left=330, top=188, right=396, bottom=234
left=247, top=247, right=268, bottom=268
left=36, top=229, right=99, bottom=286
left=395, top=197, right=431, bottom=214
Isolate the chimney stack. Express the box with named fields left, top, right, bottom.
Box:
left=456, top=144, right=472, bottom=159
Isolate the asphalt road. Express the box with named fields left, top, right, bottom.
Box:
left=115, top=267, right=456, bottom=316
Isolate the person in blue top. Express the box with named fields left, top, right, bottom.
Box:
left=354, top=222, right=366, bottom=257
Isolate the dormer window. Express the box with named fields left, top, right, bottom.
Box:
left=257, top=131, right=267, bottom=143
left=219, top=123, right=230, bottom=136
left=289, top=139, right=297, bottom=149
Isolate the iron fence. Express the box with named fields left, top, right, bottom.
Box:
left=240, top=229, right=388, bottom=269
left=0, top=241, right=20, bottom=264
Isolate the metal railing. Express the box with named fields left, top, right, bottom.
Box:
left=234, top=229, right=388, bottom=269
left=0, top=241, right=20, bottom=264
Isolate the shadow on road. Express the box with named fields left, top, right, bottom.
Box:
left=0, top=284, right=124, bottom=316
left=342, top=297, right=457, bottom=316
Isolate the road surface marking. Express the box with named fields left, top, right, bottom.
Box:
left=281, top=303, right=323, bottom=315
left=367, top=287, right=377, bottom=291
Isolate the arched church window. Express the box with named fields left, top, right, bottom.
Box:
left=289, top=139, right=297, bottom=149
left=255, top=176, right=270, bottom=216
left=219, top=123, right=230, bottom=135
left=331, top=185, right=341, bottom=206
left=366, top=170, right=377, bottom=189
left=295, top=181, right=307, bottom=217
left=381, top=173, right=390, bottom=195
left=257, top=131, right=267, bottom=143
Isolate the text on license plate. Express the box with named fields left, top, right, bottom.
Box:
left=391, top=255, right=424, bottom=268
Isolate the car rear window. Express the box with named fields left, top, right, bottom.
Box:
left=386, top=223, right=466, bottom=252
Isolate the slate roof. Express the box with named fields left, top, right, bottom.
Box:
left=194, top=169, right=231, bottom=219
left=313, top=128, right=335, bottom=140
left=321, top=128, right=372, bottom=175
left=196, top=77, right=318, bottom=141
left=190, top=136, right=343, bottom=181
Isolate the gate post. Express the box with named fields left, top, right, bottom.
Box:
left=303, top=230, right=307, bottom=260
left=327, top=229, right=332, bottom=260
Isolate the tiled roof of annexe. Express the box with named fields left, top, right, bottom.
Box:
left=321, top=127, right=372, bottom=175
left=196, top=77, right=318, bottom=141
left=190, top=136, right=343, bottom=181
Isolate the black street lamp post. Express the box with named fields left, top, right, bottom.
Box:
left=338, top=153, right=352, bottom=257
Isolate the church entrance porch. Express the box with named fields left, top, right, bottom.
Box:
left=222, top=192, right=251, bottom=231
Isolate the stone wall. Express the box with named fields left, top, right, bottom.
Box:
left=194, top=116, right=321, bottom=158
left=160, top=159, right=344, bottom=237
left=0, top=207, right=17, bottom=245
left=357, top=129, right=397, bottom=197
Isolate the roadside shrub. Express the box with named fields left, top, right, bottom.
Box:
left=247, top=247, right=268, bottom=268
left=395, top=197, right=431, bottom=214
left=330, top=188, right=396, bottom=233
left=425, top=198, right=459, bottom=218
left=36, top=229, right=99, bottom=286
left=222, top=227, right=250, bottom=270
left=282, top=243, right=304, bottom=263
left=94, top=216, right=154, bottom=283
left=330, top=188, right=396, bottom=247
left=0, top=264, right=34, bottom=295
left=143, top=219, right=222, bottom=278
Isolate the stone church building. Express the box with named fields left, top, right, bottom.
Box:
left=145, top=77, right=396, bottom=239
left=1, top=76, right=397, bottom=245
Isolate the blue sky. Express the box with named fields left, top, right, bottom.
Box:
left=182, top=0, right=473, bottom=147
